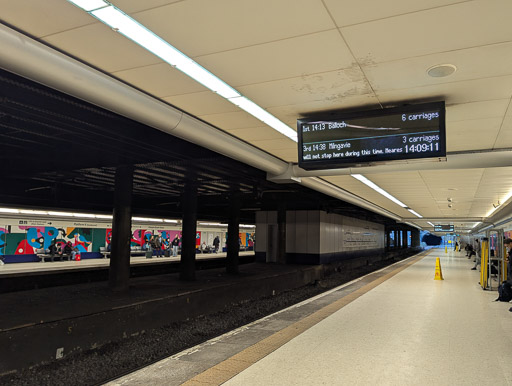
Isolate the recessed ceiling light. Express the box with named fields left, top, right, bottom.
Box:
left=427, top=64, right=457, bottom=78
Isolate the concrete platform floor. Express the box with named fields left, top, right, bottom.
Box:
left=110, top=249, right=512, bottom=386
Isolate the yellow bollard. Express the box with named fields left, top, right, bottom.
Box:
left=445, top=246, right=447, bottom=254
left=434, top=257, right=444, bottom=280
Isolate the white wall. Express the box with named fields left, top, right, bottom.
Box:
left=256, top=211, right=275, bottom=253
left=286, top=210, right=384, bottom=254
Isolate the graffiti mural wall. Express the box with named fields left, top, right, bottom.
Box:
left=0, top=217, right=255, bottom=262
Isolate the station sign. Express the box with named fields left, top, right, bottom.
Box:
left=434, top=225, right=454, bottom=232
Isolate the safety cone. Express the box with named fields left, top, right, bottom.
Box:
left=434, top=257, right=444, bottom=280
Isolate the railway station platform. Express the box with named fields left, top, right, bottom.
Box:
left=0, top=251, right=255, bottom=277
left=0, top=258, right=324, bottom=375
left=110, top=249, right=512, bottom=385
left=0, top=251, right=256, bottom=293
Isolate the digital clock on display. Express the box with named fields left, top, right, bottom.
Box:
left=297, top=102, right=446, bottom=170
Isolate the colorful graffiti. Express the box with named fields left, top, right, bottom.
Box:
left=0, top=227, right=7, bottom=255
left=0, top=224, right=254, bottom=258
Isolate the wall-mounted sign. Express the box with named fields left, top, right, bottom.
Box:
left=434, top=225, right=454, bottom=232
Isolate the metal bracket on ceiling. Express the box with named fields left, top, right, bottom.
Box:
left=266, top=163, right=302, bottom=184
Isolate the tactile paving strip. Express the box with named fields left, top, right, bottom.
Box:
left=181, top=252, right=428, bottom=385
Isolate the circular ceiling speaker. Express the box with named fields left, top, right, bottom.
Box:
left=427, top=64, right=457, bottom=78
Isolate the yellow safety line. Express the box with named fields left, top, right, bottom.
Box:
left=181, top=251, right=429, bottom=385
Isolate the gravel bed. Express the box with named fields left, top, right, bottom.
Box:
left=2, top=257, right=403, bottom=386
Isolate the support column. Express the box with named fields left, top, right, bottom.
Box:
left=277, top=201, right=287, bottom=264
left=226, top=192, right=241, bottom=274
left=411, top=229, right=420, bottom=247
left=394, top=230, right=399, bottom=249
left=385, top=227, right=391, bottom=251
left=109, top=165, right=134, bottom=291
left=180, top=181, right=197, bottom=281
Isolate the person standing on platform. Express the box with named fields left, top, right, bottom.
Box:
left=154, top=234, right=162, bottom=258
left=213, top=236, right=220, bottom=253
left=171, top=235, right=180, bottom=257
left=504, top=238, right=512, bottom=281
left=471, top=238, right=482, bottom=270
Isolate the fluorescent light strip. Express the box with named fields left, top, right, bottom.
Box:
left=0, top=208, right=20, bottom=213
left=227, top=97, right=297, bottom=141
left=95, top=214, right=113, bottom=219
left=351, top=174, right=407, bottom=208
left=407, top=209, right=423, bottom=218
left=427, top=222, right=435, bottom=227
left=132, top=217, right=164, bottom=222
left=67, top=0, right=107, bottom=12
left=47, top=211, right=74, bottom=217
left=1, top=206, right=252, bottom=227
left=73, top=213, right=96, bottom=218
left=65, top=2, right=300, bottom=142
left=19, top=210, right=48, bottom=215
left=471, top=222, right=481, bottom=229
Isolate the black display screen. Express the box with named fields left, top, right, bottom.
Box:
left=435, top=225, right=454, bottom=232
left=298, top=102, right=446, bottom=170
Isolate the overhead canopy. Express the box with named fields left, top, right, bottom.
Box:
left=1, top=0, right=512, bottom=232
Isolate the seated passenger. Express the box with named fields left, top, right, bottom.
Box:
left=63, top=241, right=73, bottom=259
left=48, top=239, right=58, bottom=256
left=466, top=244, right=474, bottom=259
left=71, top=247, right=79, bottom=261
left=471, top=238, right=483, bottom=270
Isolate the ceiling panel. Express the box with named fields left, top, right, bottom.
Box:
left=238, top=69, right=372, bottom=109
left=162, top=91, right=239, bottom=117
left=199, top=111, right=264, bottom=131
left=133, top=0, right=335, bottom=57
left=0, top=0, right=94, bottom=37
left=362, top=42, right=512, bottom=92
left=266, top=95, right=381, bottom=122
left=323, top=175, right=413, bottom=217
left=270, top=149, right=299, bottom=163
left=341, top=0, right=512, bottom=64
left=250, top=138, right=297, bottom=151
left=493, top=101, right=512, bottom=148
left=474, top=167, right=512, bottom=199
left=112, top=63, right=208, bottom=97
left=224, top=126, right=286, bottom=142
left=323, top=0, right=464, bottom=27
left=196, top=30, right=355, bottom=87
left=111, top=0, right=183, bottom=13
left=368, top=172, right=434, bottom=214
left=376, top=75, right=512, bottom=106
left=446, top=117, right=503, bottom=151
left=43, top=23, right=162, bottom=73
left=447, top=100, right=510, bottom=122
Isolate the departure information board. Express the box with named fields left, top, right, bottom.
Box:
left=434, top=225, right=454, bottom=232
left=298, top=102, right=446, bottom=170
